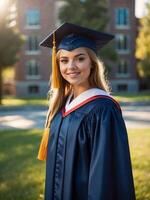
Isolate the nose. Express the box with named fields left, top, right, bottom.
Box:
left=68, top=60, right=77, bottom=69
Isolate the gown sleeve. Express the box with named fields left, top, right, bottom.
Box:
left=87, top=103, right=136, bottom=200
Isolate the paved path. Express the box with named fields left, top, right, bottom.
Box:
left=0, top=106, right=150, bottom=130
left=122, top=106, right=150, bottom=129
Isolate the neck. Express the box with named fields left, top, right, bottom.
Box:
left=72, top=84, right=92, bottom=99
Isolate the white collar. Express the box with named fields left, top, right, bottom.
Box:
left=65, top=88, right=111, bottom=112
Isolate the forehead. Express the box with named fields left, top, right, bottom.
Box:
left=59, top=47, right=88, bottom=57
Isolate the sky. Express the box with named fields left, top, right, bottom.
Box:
left=135, top=0, right=150, bottom=18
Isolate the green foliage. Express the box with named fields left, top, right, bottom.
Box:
left=2, top=67, right=15, bottom=80
left=0, top=26, right=24, bottom=68
left=136, top=3, right=150, bottom=78
left=137, top=58, right=150, bottom=78
left=59, top=0, right=108, bottom=30
left=0, top=1, right=24, bottom=104
left=99, top=41, right=118, bottom=61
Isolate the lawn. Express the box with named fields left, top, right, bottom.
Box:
left=1, top=97, right=48, bottom=107
left=0, top=128, right=150, bottom=200
left=129, top=129, right=150, bottom=200
left=0, top=129, right=45, bottom=200
left=1, top=91, right=150, bottom=107
left=114, top=92, right=150, bottom=103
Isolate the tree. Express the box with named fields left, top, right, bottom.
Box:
left=0, top=1, right=23, bottom=104
left=59, top=0, right=117, bottom=65
left=136, top=3, right=150, bottom=82
left=59, top=0, right=108, bottom=30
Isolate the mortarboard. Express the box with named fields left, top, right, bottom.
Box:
left=40, top=22, right=114, bottom=52
left=37, top=23, right=114, bottom=161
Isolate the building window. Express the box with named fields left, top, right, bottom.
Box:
left=115, top=8, right=129, bottom=28
left=26, top=10, right=40, bottom=26
left=27, top=60, right=39, bottom=76
left=27, top=36, right=39, bottom=51
left=28, top=85, right=39, bottom=94
left=118, top=60, right=128, bottom=74
left=117, top=84, right=128, bottom=92
left=116, top=60, right=130, bottom=78
left=116, top=34, right=130, bottom=53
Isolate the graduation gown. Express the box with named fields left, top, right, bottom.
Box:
left=45, top=89, right=135, bottom=200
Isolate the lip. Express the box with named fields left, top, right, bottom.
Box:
left=67, top=71, right=80, bottom=74
left=66, top=72, right=80, bottom=78
left=67, top=72, right=80, bottom=75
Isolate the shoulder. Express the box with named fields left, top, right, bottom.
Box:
left=86, top=95, right=121, bottom=112
left=81, top=95, right=123, bottom=125
left=80, top=96, right=125, bottom=137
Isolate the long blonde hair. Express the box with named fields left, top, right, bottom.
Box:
left=46, top=47, right=110, bottom=127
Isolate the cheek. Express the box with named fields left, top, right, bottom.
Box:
left=59, top=64, right=69, bottom=81
left=81, top=61, right=92, bottom=76
left=59, top=64, right=65, bottom=75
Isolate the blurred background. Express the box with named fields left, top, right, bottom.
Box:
left=0, top=0, right=150, bottom=200
left=0, top=0, right=150, bottom=99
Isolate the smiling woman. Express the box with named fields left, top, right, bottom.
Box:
left=37, top=22, right=136, bottom=200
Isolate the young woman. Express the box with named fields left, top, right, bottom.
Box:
left=38, top=23, right=136, bottom=200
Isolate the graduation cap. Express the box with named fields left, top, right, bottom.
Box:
left=40, top=22, right=114, bottom=52
left=39, top=22, right=114, bottom=89
left=37, top=23, right=114, bottom=161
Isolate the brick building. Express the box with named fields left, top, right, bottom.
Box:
left=15, top=0, right=56, bottom=97
left=108, top=0, right=139, bottom=92
left=14, top=0, right=138, bottom=97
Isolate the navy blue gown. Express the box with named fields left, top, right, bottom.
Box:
left=45, top=96, right=136, bottom=200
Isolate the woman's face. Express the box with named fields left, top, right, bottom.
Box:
left=59, top=47, right=92, bottom=87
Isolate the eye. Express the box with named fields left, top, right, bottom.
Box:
left=60, top=59, right=68, bottom=64
left=78, top=57, right=85, bottom=62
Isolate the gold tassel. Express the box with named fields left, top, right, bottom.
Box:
left=37, top=32, right=60, bottom=161
left=51, top=32, right=60, bottom=89
left=37, top=107, right=51, bottom=161
left=37, top=128, right=50, bottom=161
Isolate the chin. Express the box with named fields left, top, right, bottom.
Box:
left=68, top=81, right=79, bottom=86
left=65, top=78, right=79, bottom=85
left=66, top=78, right=89, bottom=87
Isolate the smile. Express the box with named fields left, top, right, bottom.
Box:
left=67, top=72, right=80, bottom=76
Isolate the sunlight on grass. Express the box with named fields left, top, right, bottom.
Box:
left=0, top=128, right=150, bottom=200
left=114, top=92, right=150, bottom=103
left=0, top=129, right=45, bottom=200
left=127, top=128, right=150, bottom=200
left=1, top=92, right=150, bottom=106
left=2, top=97, right=48, bottom=106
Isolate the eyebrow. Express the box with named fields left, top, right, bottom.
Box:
left=60, top=53, right=86, bottom=59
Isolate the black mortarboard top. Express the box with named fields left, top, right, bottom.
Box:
left=40, top=22, right=114, bottom=53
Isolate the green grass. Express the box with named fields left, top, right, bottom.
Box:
left=0, top=128, right=150, bottom=200
left=1, top=97, right=48, bottom=106
left=1, top=92, right=150, bottom=106
left=0, top=129, right=45, bottom=200
left=114, top=92, right=150, bottom=103
left=129, top=129, right=150, bottom=200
